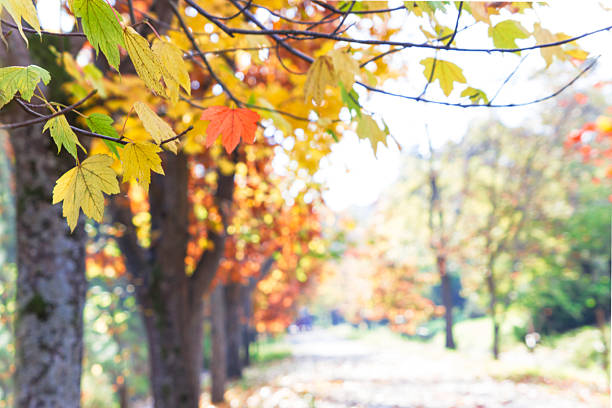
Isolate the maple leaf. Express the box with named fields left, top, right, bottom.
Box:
left=44, top=114, right=86, bottom=159
left=200, top=106, right=261, bottom=153
left=133, top=102, right=180, bottom=153
left=0, top=0, right=40, bottom=45
left=533, top=23, right=567, bottom=67
left=121, top=141, right=164, bottom=191
left=357, top=115, right=387, bottom=157
left=329, top=49, right=359, bottom=90
left=488, top=20, right=529, bottom=50
left=304, top=49, right=359, bottom=105
left=304, top=55, right=335, bottom=105
left=0, top=65, right=50, bottom=108
left=72, top=0, right=124, bottom=70
left=468, top=2, right=491, bottom=24
left=152, top=39, right=191, bottom=104
left=404, top=1, right=447, bottom=17
left=461, top=87, right=489, bottom=105
left=420, top=58, right=466, bottom=97
left=86, top=113, right=122, bottom=159
left=123, top=27, right=165, bottom=96
left=53, top=154, right=120, bottom=231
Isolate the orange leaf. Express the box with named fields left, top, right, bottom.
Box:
left=200, top=106, right=260, bottom=153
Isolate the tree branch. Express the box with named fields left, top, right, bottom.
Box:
left=1, top=90, right=97, bottom=130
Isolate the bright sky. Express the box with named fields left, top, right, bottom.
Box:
left=319, top=2, right=612, bottom=212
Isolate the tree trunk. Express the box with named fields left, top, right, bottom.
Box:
left=210, top=285, right=227, bottom=403
left=140, top=291, right=204, bottom=408
left=225, top=282, right=243, bottom=379
left=3, top=32, right=87, bottom=408
left=137, top=153, right=205, bottom=408
left=240, top=282, right=255, bottom=367
left=118, top=383, right=129, bottom=408
left=438, top=256, right=456, bottom=350
left=492, top=319, right=500, bottom=359
left=242, top=324, right=251, bottom=367
left=486, top=271, right=500, bottom=360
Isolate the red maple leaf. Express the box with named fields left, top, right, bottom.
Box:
left=200, top=106, right=261, bottom=153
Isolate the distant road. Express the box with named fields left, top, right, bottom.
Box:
left=227, top=327, right=610, bottom=408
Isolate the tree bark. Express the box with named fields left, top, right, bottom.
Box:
left=140, top=293, right=204, bottom=408
left=3, top=30, right=87, bottom=408
left=140, top=153, right=204, bottom=408
left=210, top=285, right=227, bottom=403
left=438, top=256, right=456, bottom=349
left=118, top=383, right=129, bottom=408
left=225, top=282, right=243, bottom=379
left=486, top=271, right=500, bottom=360
left=240, top=283, right=255, bottom=367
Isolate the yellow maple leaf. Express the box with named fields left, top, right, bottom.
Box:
left=123, top=27, right=166, bottom=96
left=556, top=33, right=589, bottom=62
left=0, top=0, right=41, bottom=45
left=304, top=55, right=335, bottom=105
left=133, top=102, right=179, bottom=153
left=121, top=141, right=164, bottom=191
left=488, top=20, right=529, bottom=50
left=356, top=115, right=387, bottom=157
left=152, top=39, right=191, bottom=103
left=53, top=154, right=120, bottom=231
left=329, top=49, right=359, bottom=90
left=533, top=23, right=567, bottom=68
left=420, top=58, right=466, bottom=97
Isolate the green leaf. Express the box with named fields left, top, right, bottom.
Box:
left=340, top=82, right=362, bottom=118
left=0, top=65, right=50, bottom=108
left=86, top=113, right=122, bottom=159
left=420, top=58, right=466, bottom=97
left=488, top=20, right=529, bottom=50
left=73, top=0, right=124, bottom=70
left=87, top=113, right=119, bottom=138
left=326, top=128, right=339, bottom=142
left=44, top=114, right=86, bottom=160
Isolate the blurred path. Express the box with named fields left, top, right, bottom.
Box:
left=222, top=328, right=610, bottom=408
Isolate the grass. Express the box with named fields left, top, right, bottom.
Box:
left=249, top=335, right=292, bottom=364
left=332, top=318, right=610, bottom=390
left=430, top=312, right=524, bottom=353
